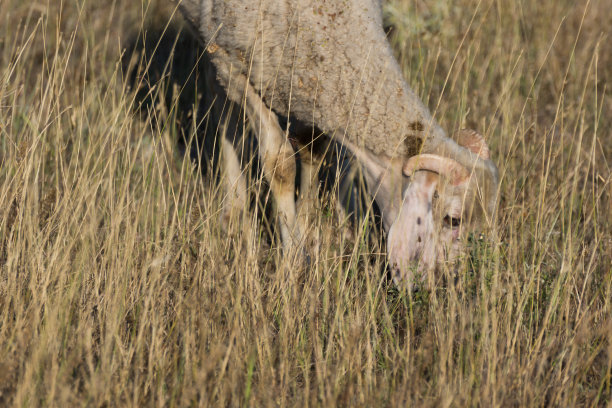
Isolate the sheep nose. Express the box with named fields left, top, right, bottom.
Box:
left=392, top=269, right=416, bottom=291
left=391, top=260, right=425, bottom=290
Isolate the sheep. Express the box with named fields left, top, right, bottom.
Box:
left=176, top=0, right=499, bottom=289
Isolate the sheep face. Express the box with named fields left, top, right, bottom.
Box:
left=387, top=131, right=498, bottom=290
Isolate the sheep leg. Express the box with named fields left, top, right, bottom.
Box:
left=202, top=61, right=249, bottom=230
left=293, top=144, right=325, bottom=254
left=243, top=91, right=301, bottom=251
left=296, top=140, right=360, bottom=249
left=219, top=136, right=248, bottom=227
left=208, top=48, right=301, bottom=250
left=297, top=146, right=321, bottom=215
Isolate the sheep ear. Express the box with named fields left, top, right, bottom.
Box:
left=455, top=129, right=490, bottom=160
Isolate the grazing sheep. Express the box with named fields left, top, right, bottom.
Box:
left=176, top=0, right=499, bottom=289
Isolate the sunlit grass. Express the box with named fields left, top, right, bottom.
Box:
left=0, top=0, right=610, bottom=406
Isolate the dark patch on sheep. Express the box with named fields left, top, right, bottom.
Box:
left=409, top=121, right=424, bottom=131
left=403, top=135, right=424, bottom=157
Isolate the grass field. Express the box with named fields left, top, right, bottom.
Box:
left=1, top=0, right=610, bottom=406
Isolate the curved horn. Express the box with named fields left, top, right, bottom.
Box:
left=455, top=129, right=490, bottom=160
left=403, top=154, right=470, bottom=185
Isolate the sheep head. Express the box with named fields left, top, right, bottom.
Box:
left=387, top=130, right=498, bottom=290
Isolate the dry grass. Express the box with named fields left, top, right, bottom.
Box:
left=1, top=0, right=610, bottom=406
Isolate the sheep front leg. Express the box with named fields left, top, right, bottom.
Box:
left=244, top=92, right=302, bottom=251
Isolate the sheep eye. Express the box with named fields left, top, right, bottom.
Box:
left=443, top=215, right=461, bottom=228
